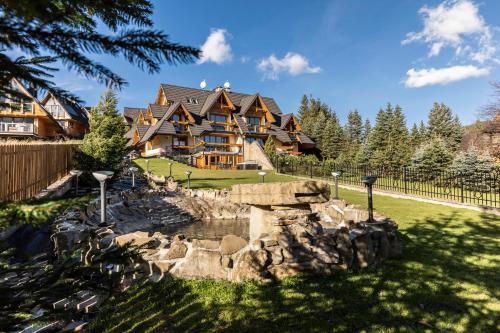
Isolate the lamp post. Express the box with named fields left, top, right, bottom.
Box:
left=258, top=171, right=267, bottom=183
left=129, top=167, right=138, bottom=188
left=185, top=170, right=192, bottom=189
left=92, top=171, right=114, bottom=225
left=331, top=171, right=341, bottom=199
left=361, top=176, right=377, bottom=222
left=145, top=159, right=150, bottom=174
left=168, top=162, right=173, bottom=178
left=69, top=169, right=82, bottom=196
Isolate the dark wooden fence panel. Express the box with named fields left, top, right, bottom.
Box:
left=0, top=142, right=78, bottom=201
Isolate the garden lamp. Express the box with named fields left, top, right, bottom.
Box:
left=168, top=162, right=173, bottom=177
left=331, top=171, right=342, bottom=199
left=145, top=159, right=150, bottom=173
left=185, top=170, right=192, bottom=189
left=69, top=169, right=82, bottom=195
left=129, top=166, right=138, bottom=188
left=258, top=171, right=267, bottom=183
left=361, top=176, right=377, bottom=222
left=92, top=171, right=114, bottom=225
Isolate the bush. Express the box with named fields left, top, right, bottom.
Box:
left=411, top=137, right=453, bottom=177
left=448, top=148, right=499, bottom=191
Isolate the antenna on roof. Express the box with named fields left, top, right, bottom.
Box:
left=223, top=80, right=231, bottom=92
left=200, top=79, right=207, bottom=89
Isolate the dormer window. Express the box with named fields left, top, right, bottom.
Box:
left=185, top=97, right=199, bottom=104
left=172, top=114, right=180, bottom=122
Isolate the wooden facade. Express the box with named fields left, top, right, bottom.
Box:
left=0, top=79, right=64, bottom=139
left=125, top=83, right=315, bottom=169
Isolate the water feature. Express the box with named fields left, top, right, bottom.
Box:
left=159, top=219, right=249, bottom=240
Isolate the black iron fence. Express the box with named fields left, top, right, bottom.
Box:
left=275, top=158, right=500, bottom=209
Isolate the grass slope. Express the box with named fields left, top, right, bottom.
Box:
left=133, top=158, right=296, bottom=189
left=88, top=188, right=500, bottom=333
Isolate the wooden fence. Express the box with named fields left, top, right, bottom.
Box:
left=0, top=142, right=78, bottom=201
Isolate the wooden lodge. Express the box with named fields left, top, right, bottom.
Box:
left=0, top=78, right=89, bottom=139
left=124, top=83, right=315, bottom=169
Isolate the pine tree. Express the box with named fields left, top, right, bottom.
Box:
left=0, top=1, right=199, bottom=102
left=78, top=89, right=127, bottom=172
left=387, top=105, right=410, bottom=168
left=264, top=136, right=277, bottom=161
left=418, top=120, right=427, bottom=140
left=345, top=110, right=363, bottom=144
left=362, top=119, right=372, bottom=143
left=411, top=137, right=453, bottom=175
left=427, top=102, right=462, bottom=151
left=297, top=95, right=310, bottom=124
left=321, top=116, right=344, bottom=160
left=367, top=108, right=390, bottom=166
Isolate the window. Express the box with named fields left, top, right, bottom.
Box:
left=185, top=97, right=198, bottom=104
left=247, top=117, right=260, bottom=126
left=204, top=135, right=228, bottom=144
left=246, top=137, right=264, bottom=146
left=209, top=114, right=227, bottom=123
left=0, top=117, right=34, bottom=133
left=172, top=114, right=180, bottom=122
left=173, top=138, right=187, bottom=146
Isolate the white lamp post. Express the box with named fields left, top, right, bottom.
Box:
left=69, top=169, right=83, bottom=195
left=92, top=171, right=114, bottom=224
left=145, top=159, right=150, bottom=174
left=258, top=171, right=267, bottom=183
left=331, top=171, right=341, bottom=199
left=185, top=170, right=192, bottom=189
left=168, top=162, right=173, bottom=178
left=129, top=167, right=138, bottom=188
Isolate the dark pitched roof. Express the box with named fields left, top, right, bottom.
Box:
left=136, top=124, right=150, bottom=139
left=157, top=121, right=176, bottom=135
left=164, top=101, right=182, bottom=120
left=239, top=94, right=258, bottom=115
left=200, top=90, right=223, bottom=116
left=298, top=132, right=315, bottom=145
left=269, top=124, right=292, bottom=144
left=123, top=107, right=146, bottom=123
left=233, top=115, right=249, bottom=134
left=189, top=120, right=213, bottom=136
left=280, top=114, right=293, bottom=129
left=160, top=84, right=282, bottom=116
left=124, top=126, right=135, bottom=139
left=149, top=104, right=169, bottom=119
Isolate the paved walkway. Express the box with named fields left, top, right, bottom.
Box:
left=279, top=173, right=500, bottom=216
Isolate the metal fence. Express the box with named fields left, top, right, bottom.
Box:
left=275, top=158, right=500, bottom=209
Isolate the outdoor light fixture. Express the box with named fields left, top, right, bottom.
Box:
left=168, top=162, right=173, bottom=178
left=145, top=159, right=150, bottom=173
left=185, top=170, right=192, bottom=189
left=69, top=169, right=82, bottom=196
left=361, top=176, right=377, bottom=222
left=129, top=167, right=138, bottom=188
left=92, top=171, right=114, bottom=225
left=331, top=171, right=342, bottom=199
left=258, top=171, right=267, bottom=183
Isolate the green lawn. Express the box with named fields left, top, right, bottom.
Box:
left=88, top=188, right=500, bottom=333
left=133, top=157, right=296, bottom=189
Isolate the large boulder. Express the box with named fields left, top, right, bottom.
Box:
left=166, top=241, right=188, bottom=259
left=231, top=181, right=330, bottom=206
left=220, top=234, right=248, bottom=255
left=174, top=249, right=226, bottom=280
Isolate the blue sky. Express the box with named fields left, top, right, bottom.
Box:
left=50, top=0, right=500, bottom=126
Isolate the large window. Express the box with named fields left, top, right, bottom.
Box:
left=0, top=117, right=34, bottom=133
left=246, top=137, right=264, bottom=146
left=209, top=114, right=227, bottom=123
left=247, top=117, right=261, bottom=132
left=209, top=114, right=228, bottom=131
left=204, top=135, right=228, bottom=144
left=172, top=114, right=180, bottom=122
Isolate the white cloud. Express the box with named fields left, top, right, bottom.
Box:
left=257, top=52, right=321, bottom=80
left=402, top=0, right=497, bottom=63
left=197, top=29, right=233, bottom=65
left=404, top=65, right=489, bottom=88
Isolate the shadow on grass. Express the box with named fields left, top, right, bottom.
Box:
left=88, top=212, right=499, bottom=333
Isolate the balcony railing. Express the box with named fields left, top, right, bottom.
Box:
left=0, top=123, right=35, bottom=133
left=248, top=124, right=267, bottom=133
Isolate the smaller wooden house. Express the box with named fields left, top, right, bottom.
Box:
left=40, top=92, right=89, bottom=138
left=0, top=79, right=64, bottom=139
